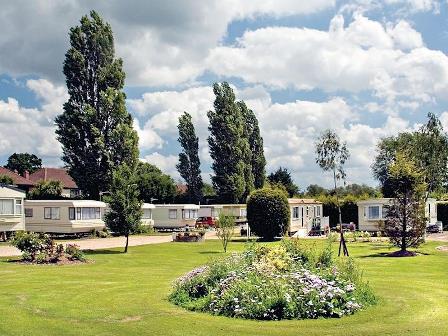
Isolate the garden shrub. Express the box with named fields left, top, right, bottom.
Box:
left=247, top=188, right=290, bottom=241
left=170, top=239, right=375, bottom=320
left=65, top=244, right=86, bottom=261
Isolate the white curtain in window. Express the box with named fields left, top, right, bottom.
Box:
left=0, top=199, right=14, bottom=215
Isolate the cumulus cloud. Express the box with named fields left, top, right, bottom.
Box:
left=206, top=14, right=447, bottom=110
left=0, top=0, right=335, bottom=86
left=0, top=79, right=66, bottom=161
left=141, top=152, right=180, bottom=179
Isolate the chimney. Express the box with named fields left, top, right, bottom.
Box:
left=24, top=170, right=30, bottom=179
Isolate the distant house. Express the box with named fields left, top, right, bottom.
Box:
left=24, top=199, right=106, bottom=234
left=29, top=168, right=81, bottom=198
left=0, top=184, right=26, bottom=238
left=0, top=167, right=35, bottom=192
left=288, top=198, right=328, bottom=237
left=357, top=198, right=438, bottom=232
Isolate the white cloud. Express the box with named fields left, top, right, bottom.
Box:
left=206, top=14, right=445, bottom=109
left=0, top=80, right=67, bottom=160
left=0, top=0, right=335, bottom=86
left=141, top=152, right=180, bottom=179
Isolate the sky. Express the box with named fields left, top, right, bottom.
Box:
left=1, top=0, right=448, bottom=189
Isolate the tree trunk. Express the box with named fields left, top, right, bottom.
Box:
left=124, top=234, right=129, bottom=253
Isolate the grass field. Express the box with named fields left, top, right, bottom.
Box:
left=0, top=239, right=447, bottom=336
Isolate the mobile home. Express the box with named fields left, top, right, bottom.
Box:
left=24, top=200, right=107, bottom=234
left=288, top=199, right=326, bottom=237
left=141, top=203, right=155, bottom=227
left=357, top=198, right=438, bottom=232
left=152, top=204, right=200, bottom=230
left=0, top=184, right=25, bottom=235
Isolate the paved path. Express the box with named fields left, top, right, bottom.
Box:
left=0, top=235, right=173, bottom=257
left=426, top=232, right=448, bottom=242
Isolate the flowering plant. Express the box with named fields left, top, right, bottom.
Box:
left=169, top=239, right=375, bottom=320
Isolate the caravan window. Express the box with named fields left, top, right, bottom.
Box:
left=169, top=209, right=177, bottom=219
left=25, top=208, right=33, bottom=217
left=182, top=209, right=198, bottom=219
left=69, top=207, right=75, bottom=220
left=292, top=207, right=299, bottom=219
left=143, top=209, right=152, bottom=219
left=316, top=206, right=321, bottom=217
left=0, top=199, right=14, bottom=215
left=15, top=199, right=22, bottom=214
left=44, top=207, right=60, bottom=220
left=367, top=206, right=380, bottom=220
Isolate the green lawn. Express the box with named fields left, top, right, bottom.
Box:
left=0, top=240, right=447, bottom=336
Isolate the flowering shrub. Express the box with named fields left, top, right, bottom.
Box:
left=170, top=239, right=375, bottom=320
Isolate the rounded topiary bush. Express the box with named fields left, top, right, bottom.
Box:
left=247, top=187, right=290, bottom=241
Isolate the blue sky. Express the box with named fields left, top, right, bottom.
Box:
left=1, top=0, right=448, bottom=189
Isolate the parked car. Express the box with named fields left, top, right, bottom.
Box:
left=427, top=223, right=442, bottom=233
left=195, top=216, right=216, bottom=228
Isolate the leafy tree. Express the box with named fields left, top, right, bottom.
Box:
left=208, top=82, right=247, bottom=203
left=5, top=153, right=42, bottom=175
left=216, top=213, right=235, bottom=252
left=55, top=11, right=139, bottom=200
left=202, top=183, right=216, bottom=197
left=135, top=162, right=177, bottom=204
left=176, top=112, right=203, bottom=203
left=373, top=113, right=448, bottom=197
left=315, top=129, right=350, bottom=257
left=239, top=100, right=266, bottom=192
left=306, top=184, right=328, bottom=197
left=0, top=175, right=14, bottom=184
left=28, top=180, right=63, bottom=200
left=105, top=164, right=142, bottom=253
left=384, top=153, right=427, bottom=255
left=267, top=167, right=299, bottom=197
left=247, top=187, right=290, bottom=241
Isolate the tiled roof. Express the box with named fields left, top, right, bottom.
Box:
left=29, top=168, right=78, bottom=189
left=0, top=167, right=35, bottom=186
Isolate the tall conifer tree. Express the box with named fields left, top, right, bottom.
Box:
left=176, top=112, right=203, bottom=203
left=208, top=83, right=246, bottom=203
left=55, top=11, right=139, bottom=199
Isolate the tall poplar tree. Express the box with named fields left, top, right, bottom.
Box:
left=208, top=82, right=246, bottom=203
left=239, top=101, right=266, bottom=189
left=176, top=112, right=203, bottom=203
left=55, top=11, right=139, bottom=200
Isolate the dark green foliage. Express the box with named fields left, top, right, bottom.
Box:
left=28, top=180, right=63, bottom=200
left=247, top=188, right=290, bottom=241
left=176, top=112, right=203, bottom=203
left=202, top=183, right=216, bottom=197
left=55, top=11, right=139, bottom=200
left=384, top=153, right=427, bottom=252
left=208, top=82, right=247, bottom=203
left=240, top=102, right=266, bottom=189
left=267, top=167, right=299, bottom=197
left=5, top=153, right=42, bottom=175
left=373, top=112, right=448, bottom=197
left=105, top=163, right=142, bottom=253
left=322, top=201, right=359, bottom=228
left=437, top=203, right=448, bottom=230
left=135, top=162, right=177, bottom=204
left=0, top=175, right=14, bottom=184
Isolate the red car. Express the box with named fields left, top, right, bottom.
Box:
left=195, top=216, right=216, bottom=228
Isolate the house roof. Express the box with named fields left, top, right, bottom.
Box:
left=288, top=198, right=322, bottom=205
left=0, top=167, right=35, bottom=186
left=29, top=168, right=78, bottom=189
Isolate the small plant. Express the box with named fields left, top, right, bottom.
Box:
left=65, top=244, right=86, bottom=262
left=216, top=213, right=235, bottom=252
left=11, top=232, right=49, bottom=261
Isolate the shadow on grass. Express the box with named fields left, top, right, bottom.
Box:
left=198, top=251, right=223, bottom=255
left=359, top=250, right=431, bottom=258
left=84, top=249, right=124, bottom=255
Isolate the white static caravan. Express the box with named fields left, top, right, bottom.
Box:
left=357, top=198, right=438, bottom=232
left=199, top=204, right=247, bottom=223
left=0, top=184, right=25, bottom=234
left=198, top=205, right=222, bottom=219
left=152, top=204, right=200, bottom=230
left=141, top=203, right=155, bottom=227
left=24, top=200, right=107, bottom=234
left=288, top=199, right=326, bottom=237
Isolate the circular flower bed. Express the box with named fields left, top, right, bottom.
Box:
left=169, top=240, right=375, bottom=320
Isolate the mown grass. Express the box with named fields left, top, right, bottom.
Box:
left=0, top=239, right=446, bottom=336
